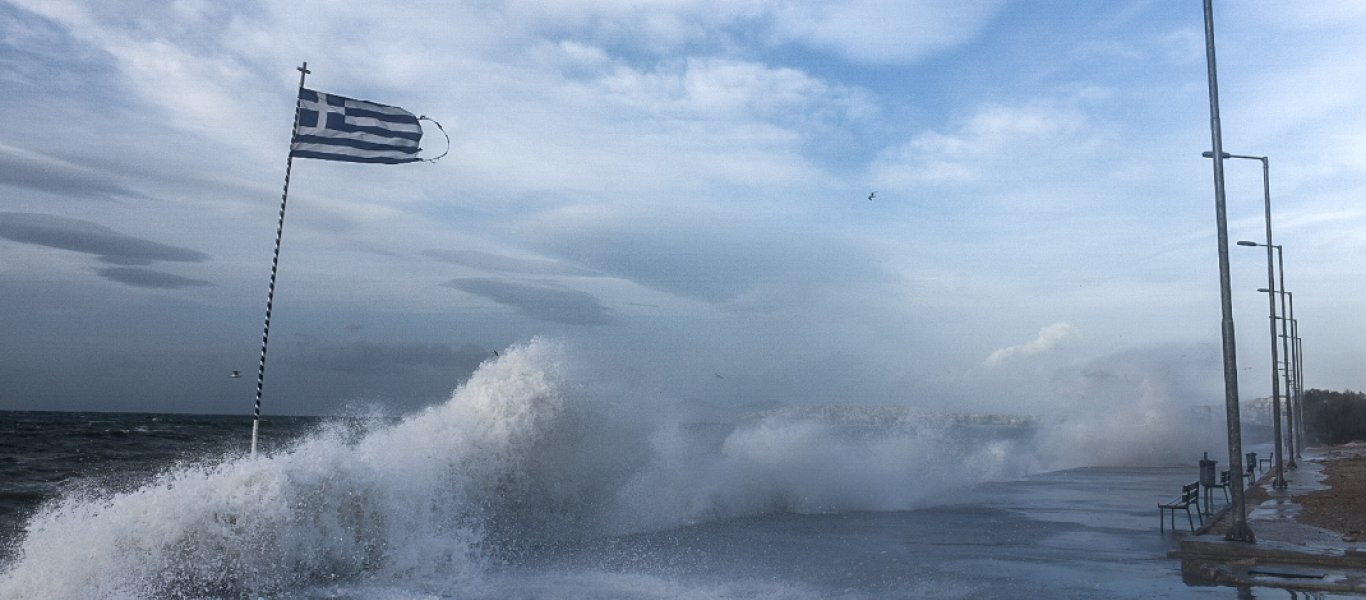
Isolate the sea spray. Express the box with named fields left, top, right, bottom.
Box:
left=2, top=338, right=1189, bottom=598
left=0, top=338, right=573, bottom=598
left=1032, top=343, right=1228, bottom=469
left=610, top=407, right=1037, bottom=532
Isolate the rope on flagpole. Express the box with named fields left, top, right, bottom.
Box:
left=251, top=61, right=310, bottom=458
left=418, top=116, right=449, bottom=163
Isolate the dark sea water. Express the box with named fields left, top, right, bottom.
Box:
left=0, top=341, right=1321, bottom=599
left=0, top=411, right=322, bottom=556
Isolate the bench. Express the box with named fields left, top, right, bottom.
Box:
left=1159, top=481, right=1202, bottom=532
left=1208, top=470, right=1231, bottom=506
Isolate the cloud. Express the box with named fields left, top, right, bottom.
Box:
left=282, top=341, right=489, bottom=376
left=984, top=322, right=1079, bottom=367
left=94, top=267, right=211, bottom=289
left=443, top=277, right=616, bottom=325
left=0, top=143, right=143, bottom=200
left=4, top=1, right=284, bottom=157
left=595, top=57, right=873, bottom=124
left=444, top=54, right=872, bottom=199
left=872, top=103, right=1092, bottom=188
left=0, top=212, right=209, bottom=266
left=516, top=202, right=890, bottom=310
left=4, top=0, right=1365, bottom=418
left=424, top=249, right=594, bottom=276
left=770, top=0, right=1007, bottom=65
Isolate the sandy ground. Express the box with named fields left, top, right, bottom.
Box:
left=1296, top=443, right=1366, bottom=542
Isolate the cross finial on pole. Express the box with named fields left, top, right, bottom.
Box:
left=298, top=62, right=310, bottom=77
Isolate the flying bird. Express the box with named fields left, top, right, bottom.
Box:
left=867, top=191, right=876, bottom=201
left=230, top=370, right=241, bottom=379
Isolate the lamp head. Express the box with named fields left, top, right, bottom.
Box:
left=1236, top=241, right=1259, bottom=247
left=1202, top=151, right=1232, bottom=159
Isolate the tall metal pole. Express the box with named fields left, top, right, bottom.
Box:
left=1289, top=317, right=1301, bottom=454
left=251, top=61, right=310, bottom=458
left=1202, top=0, right=1253, bottom=542
left=1230, top=158, right=1286, bottom=485
left=1288, top=291, right=1302, bottom=455
left=1252, top=160, right=1287, bottom=487
left=1296, top=326, right=1303, bottom=452
left=1293, top=327, right=1300, bottom=454
left=1274, top=246, right=1295, bottom=469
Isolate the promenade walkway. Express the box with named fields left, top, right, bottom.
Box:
left=1173, top=443, right=1366, bottom=593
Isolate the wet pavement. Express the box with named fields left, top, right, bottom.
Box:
left=1174, top=447, right=1366, bottom=594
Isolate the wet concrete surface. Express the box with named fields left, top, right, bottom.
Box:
left=1174, top=447, right=1366, bottom=594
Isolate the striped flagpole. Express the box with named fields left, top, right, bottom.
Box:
left=251, top=62, right=310, bottom=458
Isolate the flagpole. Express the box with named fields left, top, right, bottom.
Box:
left=251, top=61, right=310, bottom=458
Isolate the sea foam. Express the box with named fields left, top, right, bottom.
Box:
left=2, top=337, right=1199, bottom=598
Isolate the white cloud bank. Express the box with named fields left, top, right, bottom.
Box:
left=984, top=321, right=1078, bottom=367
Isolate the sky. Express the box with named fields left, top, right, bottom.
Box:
left=1, top=0, right=1364, bottom=418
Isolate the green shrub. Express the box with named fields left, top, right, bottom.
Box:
left=1303, top=388, right=1366, bottom=445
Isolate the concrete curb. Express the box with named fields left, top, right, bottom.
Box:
left=1174, top=539, right=1366, bottom=593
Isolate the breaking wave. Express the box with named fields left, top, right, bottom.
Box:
left=0, top=338, right=1211, bottom=598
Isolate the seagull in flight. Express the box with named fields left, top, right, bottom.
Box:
left=230, top=370, right=241, bottom=379
left=868, top=191, right=876, bottom=201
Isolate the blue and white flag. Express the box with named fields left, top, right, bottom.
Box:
left=290, top=88, right=423, bottom=164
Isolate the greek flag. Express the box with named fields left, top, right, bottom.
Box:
left=290, top=88, right=423, bottom=164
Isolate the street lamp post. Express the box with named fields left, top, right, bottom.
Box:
left=1287, top=317, right=1301, bottom=455
left=1273, top=248, right=1296, bottom=468
left=1287, top=291, right=1302, bottom=456
left=1297, top=328, right=1304, bottom=453
left=1274, top=314, right=1306, bottom=456
left=1246, top=241, right=1296, bottom=469
left=1200, top=0, right=1254, bottom=542
left=1287, top=320, right=1301, bottom=456
left=1213, top=149, right=1284, bottom=490
left=1214, top=148, right=1284, bottom=489
left=1255, top=280, right=1296, bottom=473
left=1297, top=328, right=1304, bottom=454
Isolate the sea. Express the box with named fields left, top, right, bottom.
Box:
left=0, top=340, right=1311, bottom=599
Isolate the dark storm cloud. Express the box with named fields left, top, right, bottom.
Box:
left=527, top=216, right=887, bottom=308
left=95, top=267, right=212, bottom=289
left=424, top=249, right=594, bottom=276
left=443, top=277, right=616, bottom=325
left=0, top=145, right=143, bottom=201
left=283, top=341, right=490, bottom=376
left=0, top=212, right=209, bottom=265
